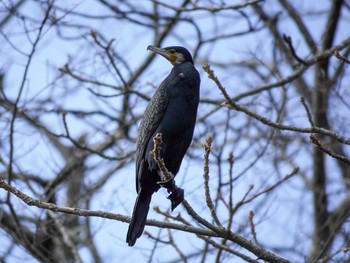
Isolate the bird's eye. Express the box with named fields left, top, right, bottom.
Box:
left=170, top=49, right=176, bottom=54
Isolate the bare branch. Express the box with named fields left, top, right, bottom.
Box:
left=249, top=211, right=259, bottom=245
left=278, top=0, right=317, bottom=53
left=182, top=200, right=291, bottom=263
left=300, top=97, right=314, bottom=127
left=0, top=179, right=218, bottom=237
left=203, top=63, right=350, bottom=145
left=203, top=136, right=222, bottom=227
left=283, top=34, right=307, bottom=65
left=334, top=50, right=350, bottom=64
left=150, top=133, right=172, bottom=182
left=8, top=2, right=53, bottom=185
left=152, top=0, right=263, bottom=12
left=310, top=134, right=350, bottom=166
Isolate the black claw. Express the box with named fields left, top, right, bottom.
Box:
left=167, top=186, right=184, bottom=211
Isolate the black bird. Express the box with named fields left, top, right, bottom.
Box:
left=126, top=45, right=200, bottom=246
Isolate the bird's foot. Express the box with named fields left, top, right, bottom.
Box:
left=157, top=174, right=184, bottom=211
left=157, top=176, right=175, bottom=190
left=167, top=186, right=184, bottom=211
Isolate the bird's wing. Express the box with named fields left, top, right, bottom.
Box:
left=135, top=73, right=176, bottom=191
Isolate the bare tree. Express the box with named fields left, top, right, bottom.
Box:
left=1, top=0, right=350, bottom=262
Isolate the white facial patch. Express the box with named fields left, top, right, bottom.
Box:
left=175, top=53, right=185, bottom=64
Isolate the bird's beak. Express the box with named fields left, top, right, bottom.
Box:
left=147, top=45, right=176, bottom=63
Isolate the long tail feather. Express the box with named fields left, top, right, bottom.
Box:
left=126, top=191, right=152, bottom=246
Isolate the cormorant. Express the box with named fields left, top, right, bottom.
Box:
left=126, top=45, right=200, bottom=246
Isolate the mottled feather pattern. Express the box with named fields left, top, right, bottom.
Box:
left=135, top=75, right=170, bottom=190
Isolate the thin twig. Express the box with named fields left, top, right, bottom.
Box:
left=334, top=50, right=350, bottom=64
left=300, top=97, right=314, bottom=127
left=283, top=34, right=307, bottom=65
left=230, top=185, right=254, bottom=215
left=150, top=133, right=172, bottom=182
left=310, top=134, right=350, bottom=166
left=8, top=3, right=52, bottom=185
left=249, top=211, right=259, bottom=245
left=227, top=151, right=234, bottom=230
left=278, top=0, right=317, bottom=53
left=203, top=136, right=222, bottom=227
left=242, top=168, right=299, bottom=205
left=215, top=151, right=236, bottom=262
left=152, top=0, right=263, bottom=12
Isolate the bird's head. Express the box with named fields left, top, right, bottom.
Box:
left=147, top=45, right=194, bottom=65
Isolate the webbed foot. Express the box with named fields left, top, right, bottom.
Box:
left=167, top=186, right=184, bottom=211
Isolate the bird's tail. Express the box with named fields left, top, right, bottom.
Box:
left=126, top=190, right=152, bottom=246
